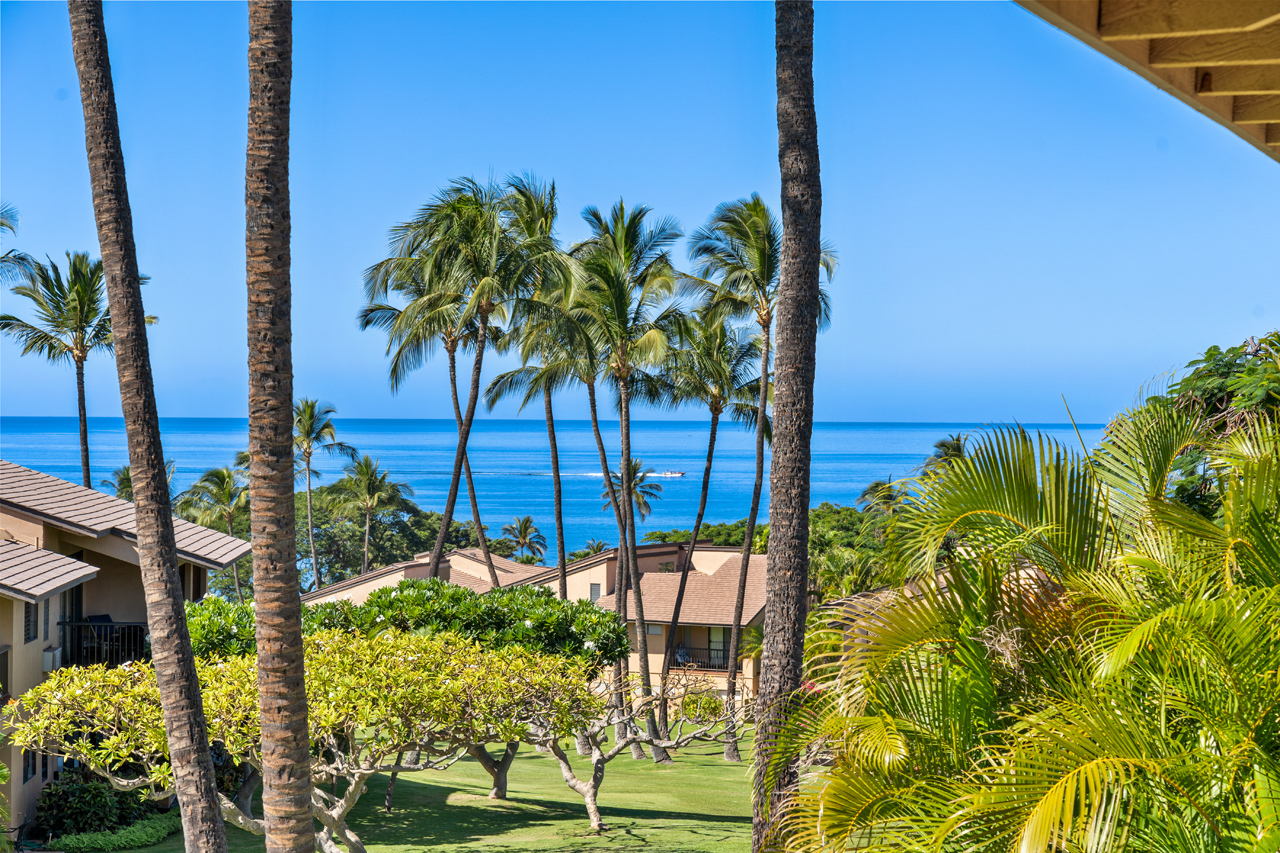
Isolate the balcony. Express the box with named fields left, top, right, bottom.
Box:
left=59, top=619, right=149, bottom=668
left=672, top=646, right=731, bottom=671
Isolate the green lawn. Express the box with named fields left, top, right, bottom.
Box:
left=138, top=741, right=751, bottom=853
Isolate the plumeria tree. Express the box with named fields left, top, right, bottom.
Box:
left=6, top=631, right=599, bottom=853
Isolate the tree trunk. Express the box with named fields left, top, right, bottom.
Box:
left=245, top=6, right=315, bottom=853
left=545, top=387, right=568, bottom=600
left=725, top=329, right=770, bottom=763
left=427, top=312, right=489, bottom=577
left=754, top=3, right=821, bottom=847
left=547, top=739, right=607, bottom=831
left=467, top=742, right=518, bottom=799
left=446, top=345, right=498, bottom=588
left=659, top=407, right=720, bottom=735
left=67, top=5, right=229, bottom=853
left=362, top=510, right=371, bottom=574
left=228, top=510, right=245, bottom=604
left=617, top=378, right=671, bottom=764
left=305, top=459, right=320, bottom=590
left=586, top=380, right=639, bottom=757
left=75, top=357, right=92, bottom=487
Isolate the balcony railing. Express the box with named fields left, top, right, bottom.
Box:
left=59, top=621, right=149, bottom=668
left=672, top=646, right=731, bottom=671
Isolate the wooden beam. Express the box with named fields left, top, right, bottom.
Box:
left=1102, top=0, right=1280, bottom=40
left=1197, top=65, right=1280, bottom=93
left=1148, top=24, right=1280, bottom=66
left=1234, top=94, right=1280, bottom=120
left=1267, top=123, right=1280, bottom=143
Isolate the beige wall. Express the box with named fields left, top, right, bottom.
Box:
left=561, top=561, right=613, bottom=604
left=311, top=569, right=409, bottom=605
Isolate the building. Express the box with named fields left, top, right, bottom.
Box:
left=305, top=538, right=766, bottom=696
left=0, top=460, right=251, bottom=832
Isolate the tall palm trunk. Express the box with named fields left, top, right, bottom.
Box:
left=545, top=387, right=568, bottom=599
left=361, top=509, right=371, bottom=574
left=245, top=6, right=314, bottom=853
left=753, top=3, right=821, bottom=847
left=724, top=330, right=770, bottom=763
left=659, top=406, right=720, bottom=735
left=75, top=357, right=91, bottom=486
left=67, top=5, right=228, bottom=852
left=227, top=509, right=245, bottom=604
left=427, top=312, right=489, bottom=578
left=587, top=380, right=639, bottom=753
left=305, top=458, right=320, bottom=590
left=446, top=345, right=498, bottom=588
left=617, top=377, right=672, bottom=764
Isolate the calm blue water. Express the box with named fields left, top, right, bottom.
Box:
left=0, top=417, right=1105, bottom=553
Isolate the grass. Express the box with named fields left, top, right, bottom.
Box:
left=134, top=740, right=751, bottom=853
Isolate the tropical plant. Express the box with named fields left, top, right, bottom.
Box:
left=293, top=399, right=357, bottom=590
left=177, top=467, right=249, bottom=603
left=568, top=539, right=609, bottom=562
left=67, top=6, right=227, bottom=851
left=765, top=409, right=1280, bottom=853
left=363, top=178, right=547, bottom=583
left=1, top=203, right=36, bottom=282
left=921, top=432, right=967, bottom=474
left=573, top=200, right=685, bottom=759
left=334, top=455, right=413, bottom=575
left=603, top=458, right=664, bottom=523
left=501, top=515, right=547, bottom=561
left=0, top=252, right=155, bottom=487
left=857, top=479, right=903, bottom=513
left=100, top=460, right=177, bottom=502
left=689, top=189, right=836, bottom=766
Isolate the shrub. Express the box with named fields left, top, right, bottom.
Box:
left=35, top=769, right=155, bottom=838
left=187, top=578, right=629, bottom=666
left=54, top=811, right=182, bottom=852
left=679, top=691, right=724, bottom=724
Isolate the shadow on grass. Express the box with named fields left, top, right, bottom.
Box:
left=354, top=773, right=749, bottom=849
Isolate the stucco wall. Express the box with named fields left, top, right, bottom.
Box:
left=2, top=593, right=64, bottom=829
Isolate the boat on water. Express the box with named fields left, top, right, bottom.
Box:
left=658, top=471, right=686, bottom=477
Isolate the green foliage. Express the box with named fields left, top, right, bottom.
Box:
left=36, top=769, right=156, bottom=838
left=678, top=691, right=725, bottom=724
left=768, top=408, right=1280, bottom=853
left=187, top=577, right=629, bottom=665
left=52, top=811, right=182, bottom=852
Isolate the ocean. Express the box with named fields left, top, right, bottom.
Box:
left=0, top=417, right=1106, bottom=553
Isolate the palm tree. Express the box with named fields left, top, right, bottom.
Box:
left=0, top=203, right=36, bottom=282
left=0, top=253, right=155, bottom=487
left=336, top=456, right=413, bottom=575
left=67, top=5, right=227, bottom=851
left=690, top=191, right=835, bottom=764
left=603, top=459, right=664, bottom=522
left=858, top=479, right=903, bottom=513
left=501, top=515, right=547, bottom=561
left=921, top=432, right=967, bottom=474
left=753, top=1, right=826, bottom=843
left=177, top=467, right=249, bottom=603
left=364, top=179, right=545, bottom=584
left=101, top=459, right=176, bottom=502
left=245, top=5, right=313, bottom=852
left=573, top=201, right=685, bottom=761
left=652, top=313, right=761, bottom=728
left=294, top=399, right=357, bottom=591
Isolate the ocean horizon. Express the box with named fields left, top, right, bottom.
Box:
left=0, top=416, right=1107, bottom=553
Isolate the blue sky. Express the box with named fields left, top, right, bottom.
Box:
left=2, top=1, right=1276, bottom=424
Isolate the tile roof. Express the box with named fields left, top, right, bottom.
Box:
left=596, top=553, right=768, bottom=627
left=0, top=460, right=251, bottom=569
left=299, top=548, right=544, bottom=602
left=0, top=538, right=99, bottom=603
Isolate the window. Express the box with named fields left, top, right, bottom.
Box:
left=24, top=601, right=38, bottom=643
left=658, top=561, right=675, bottom=573
left=0, top=649, right=9, bottom=701
left=42, top=753, right=49, bottom=781
left=44, top=597, right=51, bottom=641
left=23, top=749, right=37, bottom=783
left=646, top=624, right=662, bottom=636
left=589, top=583, right=601, bottom=602
left=709, top=626, right=726, bottom=649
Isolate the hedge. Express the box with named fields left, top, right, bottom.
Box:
left=53, top=811, right=182, bottom=852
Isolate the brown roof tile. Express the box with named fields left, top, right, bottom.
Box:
left=0, top=538, right=99, bottom=602
left=596, top=553, right=768, bottom=627
left=0, top=460, right=251, bottom=569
